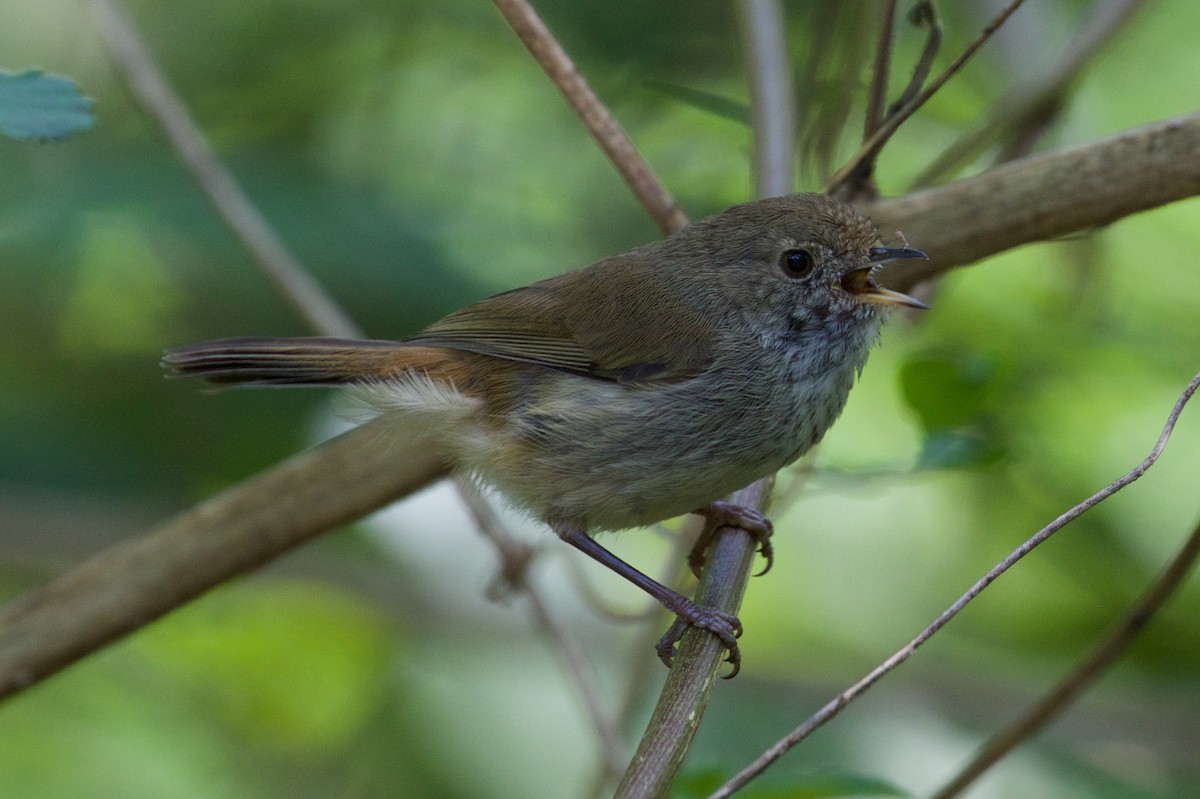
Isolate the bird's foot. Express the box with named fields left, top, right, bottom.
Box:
left=654, top=596, right=743, bottom=678
left=689, top=501, right=775, bottom=577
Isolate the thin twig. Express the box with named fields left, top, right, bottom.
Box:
left=489, top=0, right=687, bottom=235
left=887, top=2, right=943, bottom=118
left=708, top=370, right=1200, bottom=799
left=88, top=0, right=362, bottom=339
left=839, top=1, right=941, bottom=201
left=932, top=513, right=1200, bottom=799
left=615, top=479, right=772, bottom=799
left=454, top=480, right=626, bottom=779
left=863, top=0, right=899, bottom=140
left=828, top=0, right=1028, bottom=195
left=736, top=0, right=796, bottom=197
left=913, top=0, right=1153, bottom=187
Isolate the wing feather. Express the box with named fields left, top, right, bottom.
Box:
left=407, top=254, right=718, bottom=384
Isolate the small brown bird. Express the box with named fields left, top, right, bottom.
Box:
left=164, top=192, right=926, bottom=673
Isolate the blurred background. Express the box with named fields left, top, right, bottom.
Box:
left=1, top=0, right=1198, bottom=797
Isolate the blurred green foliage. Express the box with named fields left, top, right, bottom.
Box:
left=1, top=1, right=1199, bottom=798
left=677, top=768, right=905, bottom=798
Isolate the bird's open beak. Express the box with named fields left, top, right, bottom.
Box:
left=840, top=246, right=930, bottom=310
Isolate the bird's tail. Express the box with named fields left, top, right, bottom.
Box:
left=162, top=337, right=436, bottom=387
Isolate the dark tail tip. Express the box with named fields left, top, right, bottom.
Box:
left=162, top=336, right=401, bottom=386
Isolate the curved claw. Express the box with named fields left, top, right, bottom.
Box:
left=754, top=536, right=775, bottom=577
left=655, top=618, right=688, bottom=668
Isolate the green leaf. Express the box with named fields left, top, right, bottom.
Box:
left=900, top=352, right=1006, bottom=470
left=899, top=352, right=995, bottom=433
left=642, top=79, right=749, bottom=125
left=0, top=69, right=94, bottom=141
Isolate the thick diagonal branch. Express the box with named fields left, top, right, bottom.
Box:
left=0, top=420, right=442, bottom=699
left=867, top=112, right=1200, bottom=292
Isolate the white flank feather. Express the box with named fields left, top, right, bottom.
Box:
left=341, top=373, right=482, bottom=426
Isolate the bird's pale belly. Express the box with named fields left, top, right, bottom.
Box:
left=462, top=354, right=859, bottom=531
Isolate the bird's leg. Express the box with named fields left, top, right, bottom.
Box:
left=555, top=526, right=742, bottom=676
left=688, top=501, right=774, bottom=578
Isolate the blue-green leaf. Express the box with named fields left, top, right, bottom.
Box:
left=918, top=428, right=1003, bottom=470
left=0, top=69, right=95, bottom=141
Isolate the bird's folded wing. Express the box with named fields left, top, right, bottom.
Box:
left=408, top=255, right=718, bottom=384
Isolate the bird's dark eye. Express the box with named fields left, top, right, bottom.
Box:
left=779, top=248, right=814, bottom=277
